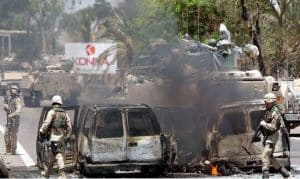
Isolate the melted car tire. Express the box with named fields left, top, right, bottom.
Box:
left=0, top=158, right=8, bottom=178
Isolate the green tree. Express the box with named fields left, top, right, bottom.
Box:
left=0, top=0, right=64, bottom=59
left=158, top=0, right=225, bottom=41
left=27, top=0, right=64, bottom=55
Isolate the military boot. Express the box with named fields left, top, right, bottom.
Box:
left=5, top=148, right=10, bottom=154
left=5, top=144, right=11, bottom=154
left=11, top=148, right=16, bottom=155
left=41, top=168, right=50, bottom=178
left=279, top=167, right=290, bottom=178
left=41, top=170, right=50, bottom=178
left=58, top=169, right=66, bottom=179
left=262, top=170, right=269, bottom=179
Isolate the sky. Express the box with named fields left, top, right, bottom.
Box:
left=64, top=0, right=125, bottom=14
left=64, top=0, right=95, bottom=14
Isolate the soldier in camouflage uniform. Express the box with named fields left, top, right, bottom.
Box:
left=260, top=92, right=290, bottom=179
left=3, top=85, right=22, bottom=155
left=39, top=95, right=72, bottom=179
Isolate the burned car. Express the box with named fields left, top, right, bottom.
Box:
left=206, top=99, right=290, bottom=169
left=76, top=104, right=171, bottom=176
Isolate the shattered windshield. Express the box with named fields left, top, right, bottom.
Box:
left=219, top=111, right=246, bottom=136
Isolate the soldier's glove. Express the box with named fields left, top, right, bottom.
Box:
left=260, top=120, right=267, bottom=128
left=3, top=104, right=8, bottom=111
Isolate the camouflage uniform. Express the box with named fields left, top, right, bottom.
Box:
left=4, top=95, right=22, bottom=154
left=260, top=105, right=290, bottom=179
left=261, top=105, right=282, bottom=172
left=39, top=105, right=72, bottom=178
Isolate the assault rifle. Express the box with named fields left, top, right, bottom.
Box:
left=250, top=125, right=263, bottom=143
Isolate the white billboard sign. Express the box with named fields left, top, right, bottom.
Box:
left=65, top=43, right=117, bottom=74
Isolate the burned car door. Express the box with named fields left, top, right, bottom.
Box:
left=285, top=113, right=300, bottom=136
left=36, top=106, right=79, bottom=171
left=126, top=109, right=162, bottom=161
left=89, top=109, right=127, bottom=162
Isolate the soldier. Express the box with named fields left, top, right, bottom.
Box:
left=3, top=85, right=22, bottom=155
left=260, top=92, right=290, bottom=178
left=39, top=95, right=72, bottom=179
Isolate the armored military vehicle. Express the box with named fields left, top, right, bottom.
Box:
left=20, top=72, right=81, bottom=107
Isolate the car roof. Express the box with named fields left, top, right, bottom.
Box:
left=85, top=103, right=152, bottom=111
left=220, top=99, right=265, bottom=109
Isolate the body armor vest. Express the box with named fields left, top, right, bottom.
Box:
left=51, top=108, right=67, bottom=136
left=263, top=105, right=281, bottom=133
left=8, top=96, right=19, bottom=114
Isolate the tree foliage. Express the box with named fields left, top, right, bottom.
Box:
left=1, top=0, right=300, bottom=77
left=0, top=0, right=64, bottom=59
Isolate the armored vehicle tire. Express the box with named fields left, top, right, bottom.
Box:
left=23, top=96, right=41, bottom=107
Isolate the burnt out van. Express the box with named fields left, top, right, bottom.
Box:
left=206, top=99, right=291, bottom=169
left=75, top=104, right=171, bottom=176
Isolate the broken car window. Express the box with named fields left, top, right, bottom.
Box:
left=95, top=110, right=123, bottom=138
left=128, top=111, right=160, bottom=136
left=77, top=106, right=88, bottom=131
left=219, top=111, right=246, bottom=136
left=83, top=110, right=94, bottom=136
left=250, top=110, right=265, bottom=130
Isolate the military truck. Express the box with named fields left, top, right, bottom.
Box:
left=20, top=72, right=81, bottom=107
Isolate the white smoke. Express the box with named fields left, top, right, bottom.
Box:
left=105, top=0, right=125, bottom=8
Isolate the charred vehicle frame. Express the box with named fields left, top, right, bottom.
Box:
left=206, top=100, right=291, bottom=169
left=75, top=104, right=171, bottom=176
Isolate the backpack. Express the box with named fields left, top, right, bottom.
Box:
left=52, top=108, right=67, bottom=128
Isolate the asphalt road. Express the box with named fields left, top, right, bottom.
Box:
left=1, top=97, right=300, bottom=178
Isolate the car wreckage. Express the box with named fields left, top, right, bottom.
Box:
left=36, top=104, right=173, bottom=176
left=205, top=70, right=300, bottom=170
left=206, top=100, right=290, bottom=169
